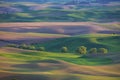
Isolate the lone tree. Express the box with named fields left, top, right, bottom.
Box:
left=39, top=47, right=45, bottom=51
left=61, top=46, right=68, bottom=53
left=11, top=78, right=18, bottom=80
left=98, top=48, right=108, bottom=54
left=112, top=32, right=116, bottom=35
left=19, top=44, right=27, bottom=49
left=76, top=46, right=87, bottom=54
left=29, top=46, right=36, bottom=50
left=89, top=48, right=97, bottom=54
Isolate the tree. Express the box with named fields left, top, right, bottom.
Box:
left=89, top=48, right=97, bottom=54
left=31, top=46, right=35, bottom=50
left=27, top=45, right=35, bottom=50
left=112, top=32, right=116, bottom=35
left=39, top=47, right=45, bottom=51
left=61, top=46, right=68, bottom=53
left=98, top=48, right=108, bottom=54
left=12, top=78, right=18, bottom=80
left=76, top=46, right=87, bottom=54
left=19, top=44, right=27, bottom=49
left=7, top=44, right=16, bottom=47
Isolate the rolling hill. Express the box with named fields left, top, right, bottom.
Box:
left=0, top=8, right=119, bottom=22
left=0, top=0, right=120, bottom=80
left=0, top=31, right=69, bottom=47
left=0, top=0, right=120, bottom=22
left=1, top=0, right=71, bottom=3
left=0, top=22, right=119, bottom=48
left=0, top=47, right=120, bottom=80
left=2, top=0, right=120, bottom=3
left=33, top=34, right=120, bottom=53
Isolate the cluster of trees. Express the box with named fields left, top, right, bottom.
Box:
left=8, top=44, right=108, bottom=54
left=61, top=46, right=108, bottom=54
left=8, top=44, right=45, bottom=51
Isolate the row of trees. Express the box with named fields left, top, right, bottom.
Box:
left=8, top=44, right=108, bottom=54
left=8, top=44, right=45, bottom=51
left=61, top=46, right=108, bottom=54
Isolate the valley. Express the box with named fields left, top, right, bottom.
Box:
left=0, top=22, right=120, bottom=80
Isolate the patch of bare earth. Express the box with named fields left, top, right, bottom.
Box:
left=0, top=22, right=105, bottom=46
left=0, top=22, right=119, bottom=44
left=0, top=22, right=119, bottom=35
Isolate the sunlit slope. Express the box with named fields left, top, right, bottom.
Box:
left=34, top=34, right=120, bottom=52
left=0, top=31, right=69, bottom=46
left=0, top=22, right=119, bottom=35
left=0, top=31, right=69, bottom=40
left=0, top=47, right=120, bottom=80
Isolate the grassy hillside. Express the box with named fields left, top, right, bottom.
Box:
left=0, top=47, right=120, bottom=80
left=33, top=34, right=120, bottom=53
left=0, top=31, right=69, bottom=46
left=0, top=8, right=119, bottom=22
left=0, top=0, right=119, bottom=22
left=3, top=0, right=71, bottom=3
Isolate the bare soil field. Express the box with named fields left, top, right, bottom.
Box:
left=0, top=22, right=120, bottom=35
left=0, top=22, right=119, bottom=47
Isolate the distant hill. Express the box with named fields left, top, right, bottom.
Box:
left=1, top=0, right=71, bottom=3
left=0, top=0, right=119, bottom=22
left=66, top=0, right=120, bottom=5
left=95, top=0, right=120, bottom=4
left=2, top=0, right=120, bottom=3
